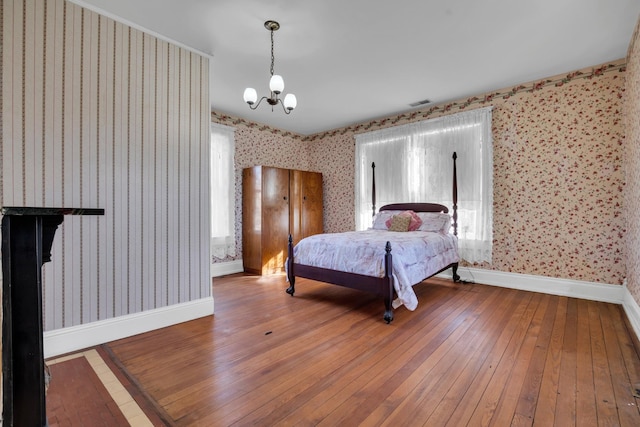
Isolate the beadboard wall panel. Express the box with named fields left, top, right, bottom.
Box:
left=1, top=0, right=211, bottom=330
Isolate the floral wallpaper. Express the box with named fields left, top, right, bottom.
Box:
left=624, top=16, right=640, bottom=304
left=208, top=122, right=313, bottom=262
left=212, top=59, right=627, bottom=288
left=491, top=76, right=624, bottom=283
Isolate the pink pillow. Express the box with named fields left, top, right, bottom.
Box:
left=385, top=210, right=422, bottom=231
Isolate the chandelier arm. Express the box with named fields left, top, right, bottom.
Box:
left=248, top=96, right=270, bottom=110
left=279, top=99, right=292, bottom=115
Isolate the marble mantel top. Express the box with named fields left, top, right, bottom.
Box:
left=1, top=207, right=104, bottom=216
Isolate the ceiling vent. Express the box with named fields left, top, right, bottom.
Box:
left=409, top=99, right=432, bottom=107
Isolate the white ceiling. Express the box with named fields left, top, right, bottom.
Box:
left=78, top=0, right=640, bottom=136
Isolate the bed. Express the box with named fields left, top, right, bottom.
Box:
left=285, top=153, right=461, bottom=323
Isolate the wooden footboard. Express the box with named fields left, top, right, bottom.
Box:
left=286, top=235, right=460, bottom=323
left=286, top=235, right=395, bottom=323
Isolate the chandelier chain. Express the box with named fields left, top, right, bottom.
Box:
left=270, top=29, right=275, bottom=76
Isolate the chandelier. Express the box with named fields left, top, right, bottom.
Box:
left=243, top=20, right=297, bottom=114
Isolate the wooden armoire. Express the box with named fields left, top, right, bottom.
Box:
left=242, top=166, right=323, bottom=275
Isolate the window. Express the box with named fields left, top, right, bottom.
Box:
left=355, top=107, right=493, bottom=263
left=210, top=123, right=236, bottom=259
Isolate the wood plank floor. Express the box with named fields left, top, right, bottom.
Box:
left=50, top=273, right=640, bottom=426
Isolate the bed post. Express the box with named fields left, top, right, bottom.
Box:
left=286, top=234, right=296, bottom=296
left=452, top=152, right=458, bottom=237
left=372, top=162, right=376, bottom=218
left=452, top=152, right=461, bottom=282
left=383, top=241, right=394, bottom=324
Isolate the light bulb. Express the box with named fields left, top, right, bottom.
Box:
left=269, top=75, right=284, bottom=94
left=243, top=88, right=257, bottom=105
left=283, top=93, right=297, bottom=111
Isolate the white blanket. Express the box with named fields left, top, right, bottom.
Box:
left=290, top=229, right=459, bottom=310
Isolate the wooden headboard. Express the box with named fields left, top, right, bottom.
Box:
left=379, top=203, right=448, bottom=213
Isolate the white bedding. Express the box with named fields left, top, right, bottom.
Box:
left=289, top=229, right=459, bottom=311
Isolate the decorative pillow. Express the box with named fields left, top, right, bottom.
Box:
left=388, top=214, right=411, bottom=232
left=416, top=212, right=452, bottom=233
left=385, top=210, right=422, bottom=231
left=371, top=211, right=400, bottom=230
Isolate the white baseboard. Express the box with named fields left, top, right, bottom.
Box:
left=211, top=260, right=244, bottom=277
left=43, top=297, right=214, bottom=359
left=443, top=267, right=625, bottom=304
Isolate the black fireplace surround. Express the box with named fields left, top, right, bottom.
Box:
left=1, top=207, right=104, bottom=426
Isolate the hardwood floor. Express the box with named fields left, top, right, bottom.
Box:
left=49, top=273, right=640, bottom=426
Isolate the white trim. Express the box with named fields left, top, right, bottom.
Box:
left=43, top=297, right=214, bottom=359
left=622, top=281, right=640, bottom=343
left=211, top=260, right=244, bottom=277
left=67, top=0, right=214, bottom=59
left=439, top=267, right=624, bottom=303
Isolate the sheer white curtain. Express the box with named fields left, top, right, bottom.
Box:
left=355, top=107, right=493, bottom=263
left=210, top=123, right=236, bottom=259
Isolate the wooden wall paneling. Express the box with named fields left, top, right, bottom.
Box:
left=0, top=1, right=5, bottom=204
left=74, top=5, right=85, bottom=325
left=128, top=25, right=139, bottom=314
left=177, top=47, right=186, bottom=302
left=51, top=0, right=65, bottom=209
left=47, top=1, right=64, bottom=328
left=141, top=32, right=152, bottom=312
left=51, top=2, right=66, bottom=327
left=147, top=35, right=156, bottom=310
left=155, top=39, right=167, bottom=309
left=199, top=55, right=209, bottom=299
left=185, top=50, right=192, bottom=301
left=118, top=22, right=127, bottom=312
left=64, top=2, right=78, bottom=328
left=41, top=0, right=55, bottom=329
left=5, top=0, right=20, bottom=206
left=0, top=0, right=10, bottom=205
left=167, top=42, right=179, bottom=307
left=200, top=56, right=211, bottom=298
left=103, top=15, right=115, bottom=320
left=83, top=7, right=96, bottom=324
left=195, top=53, right=203, bottom=300
left=150, top=32, right=160, bottom=309
left=181, top=49, right=190, bottom=303
left=188, top=52, right=199, bottom=301
left=96, top=12, right=108, bottom=322
left=42, top=1, right=54, bottom=208
left=25, top=0, right=39, bottom=208
left=83, top=9, right=95, bottom=323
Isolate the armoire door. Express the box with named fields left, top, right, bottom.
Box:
left=289, top=170, right=323, bottom=246
left=242, top=167, right=262, bottom=274
left=261, top=167, right=291, bottom=274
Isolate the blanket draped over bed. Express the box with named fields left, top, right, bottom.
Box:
left=289, top=229, right=459, bottom=310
